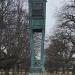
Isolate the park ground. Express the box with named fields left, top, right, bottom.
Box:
left=0, top=72, right=74, bottom=75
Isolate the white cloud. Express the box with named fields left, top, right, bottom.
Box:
left=46, top=0, right=68, bottom=35
left=72, top=54, right=75, bottom=58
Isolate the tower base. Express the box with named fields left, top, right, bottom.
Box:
left=30, top=67, right=45, bottom=73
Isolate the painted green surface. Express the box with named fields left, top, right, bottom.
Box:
left=32, top=19, right=43, bottom=29
left=29, top=0, right=47, bottom=2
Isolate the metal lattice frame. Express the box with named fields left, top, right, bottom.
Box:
left=28, top=0, right=46, bottom=74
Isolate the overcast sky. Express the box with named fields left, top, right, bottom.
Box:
left=46, top=0, right=69, bottom=35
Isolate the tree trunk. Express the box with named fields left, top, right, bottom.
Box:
left=4, top=69, right=9, bottom=75
left=55, top=67, right=58, bottom=74
left=1, top=70, right=3, bottom=75
left=72, top=65, right=75, bottom=75
left=12, top=68, right=15, bottom=75
left=62, top=66, right=65, bottom=74
left=25, top=70, right=28, bottom=75
left=67, top=67, right=69, bottom=75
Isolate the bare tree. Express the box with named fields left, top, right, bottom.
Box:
left=0, top=0, right=30, bottom=74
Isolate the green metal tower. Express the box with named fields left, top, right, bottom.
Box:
left=28, top=0, right=46, bottom=74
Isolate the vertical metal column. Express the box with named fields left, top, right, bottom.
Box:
left=28, top=0, right=46, bottom=74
